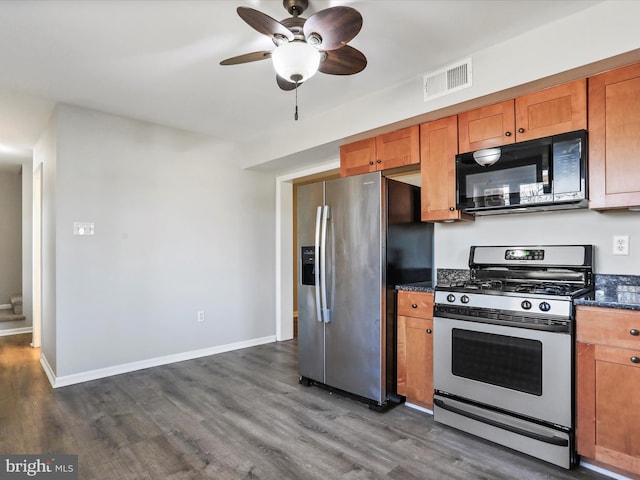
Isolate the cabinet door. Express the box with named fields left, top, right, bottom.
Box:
left=397, top=315, right=433, bottom=409
left=515, top=79, right=586, bottom=142
left=376, top=125, right=420, bottom=170
left=420, top=116, right=472, bottom=222
left=458, top=100, right=515, bottom=153
left=589, top=62, right=640, bottom=209
left=577, top=342, right=640, bottom=474
left=576, top=306, right=640, bottom=476
left=340, top=137, right=376, bottom=177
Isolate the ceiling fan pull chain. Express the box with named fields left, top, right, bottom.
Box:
left=295, top=83, right=299, bottom=121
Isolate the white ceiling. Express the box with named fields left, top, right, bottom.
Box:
left=0, top=0, right=603, bottom=172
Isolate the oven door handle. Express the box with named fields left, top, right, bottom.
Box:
left=434, top=398, right=569, bottom=447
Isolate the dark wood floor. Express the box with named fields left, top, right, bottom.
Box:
left=0, top=333, right=613, bottom=480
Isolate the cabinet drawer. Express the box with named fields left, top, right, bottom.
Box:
left=397, top=291, right=434, bottom=318
left=577, top=306, right=640, bottom=349
left=595, top=344, right=640, bottom=368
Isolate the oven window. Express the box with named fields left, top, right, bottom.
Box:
left=451, top=329, right=543, bottom=396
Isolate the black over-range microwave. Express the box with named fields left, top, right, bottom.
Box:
left=456, top=130, right=587, bottom=215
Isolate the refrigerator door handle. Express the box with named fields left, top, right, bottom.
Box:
left=320, top=205, right=331, bottom=323
left=314, top=206, right=323, bottom=323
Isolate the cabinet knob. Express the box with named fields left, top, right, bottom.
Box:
left=411, top=303, right=418, bottom=309
left=368, top=161, right=374, bottom=165
left=376, top=159, right=382, bottom=164
left=505, top=131, right=512, bottom=137
left=630, top=329, right=639, bottom=336
left=518, top=128, right=525, bottom=133
left=449, top=207, right=455, bottom=211
left=631, top=356, right=640, bottom=364
left=426, top=329, right=432, bottom=334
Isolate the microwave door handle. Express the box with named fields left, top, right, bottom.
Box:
left=320, top=205, right=331, bottom=323
left=314, top=206, right=323, bottom=323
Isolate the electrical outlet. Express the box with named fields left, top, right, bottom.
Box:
left=197, top=310, right=205, bottom=322
left=613, top=235, right=629, bottom=255
left=73, top=222, right=95, bottom=236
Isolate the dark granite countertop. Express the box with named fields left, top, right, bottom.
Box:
left=576, top=274, right=640, bottom=311
left=395, top=281, right=434, bottom=293
left=575, top=297, right=640, bottom=311
left=575, top=289, right=640, bottom=311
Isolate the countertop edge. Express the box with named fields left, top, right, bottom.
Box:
left=395, top=282, right=435, bottom=293
left=574, top=298, right=640, bottom=311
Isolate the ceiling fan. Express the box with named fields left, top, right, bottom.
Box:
left=220, top=0, right=367, bottom=93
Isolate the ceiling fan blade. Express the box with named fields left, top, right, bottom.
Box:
left=237, top=7, right=294, bottom=42
left=277, top=75, right=301, bottom=91
left=220, top=51, right=272, bottom=66
left=319, top=45, right=367, bottom=75
left=303, top=6, right=362, bottom=51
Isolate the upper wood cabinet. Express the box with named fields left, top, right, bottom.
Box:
left=420, top=116, right=473, bottom=223
left=340, top=126, right=419, bottom=177
left=458, top=79, right=587, bottom=153
left=458, top=100, right=515, bottom=153
left=588, top=62, right=640, bottom=210
left=576, top=306, right=640, bottom=476
left=339, top=137, right=376, bottom=177
left=515, top=79, right=586, bottom=141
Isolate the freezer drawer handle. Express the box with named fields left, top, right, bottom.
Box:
left=314, top=206, right=323, bottom=323
left=434, top=398, right=569, bottom=447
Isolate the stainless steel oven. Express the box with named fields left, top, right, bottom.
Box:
left=433, top=245, right=594, bottom=469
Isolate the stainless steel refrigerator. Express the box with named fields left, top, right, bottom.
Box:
left=297, top=171, right=433, bottom=409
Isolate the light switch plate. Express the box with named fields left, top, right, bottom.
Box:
left=74, top=222, right=95, bottom=236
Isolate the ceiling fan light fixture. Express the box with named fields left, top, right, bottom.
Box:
left=271, top=41, right=321, bottom=83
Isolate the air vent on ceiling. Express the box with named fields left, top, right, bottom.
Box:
left=423, top=57, right=472, bottom=102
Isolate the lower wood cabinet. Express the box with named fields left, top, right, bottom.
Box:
left=576, top=306, right=640, bottom=476
left=397, top=290, right=434, bottom=409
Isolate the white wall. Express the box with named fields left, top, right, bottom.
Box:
left=43, top=104, right=276, bottom=379
left=34, top=115, right=57, bottom=370
left=0, top=171, right=23, bottom=331
left=434, top=209, right=640, bottom=274
left=21, top=157, right=33, bottom=331
left=0, top=171, right=22, bottom=302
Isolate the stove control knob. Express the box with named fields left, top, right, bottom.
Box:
left=461, top=295, right=470, bottom=304
left=521, top=300, right=532, bottom=310
left=447, top=294, right=456, bottom=303
left=539, top=302, right=551, bottom=312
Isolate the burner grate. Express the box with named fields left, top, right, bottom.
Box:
left=511, top=282, right=576, bottom=295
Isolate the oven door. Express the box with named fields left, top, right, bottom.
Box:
left=433, top=316, right=572, bottom=427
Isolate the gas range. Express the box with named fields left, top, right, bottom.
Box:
left=433, top=245, right=595, bottom=468
left=435, top=245, right=595, bottom=327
